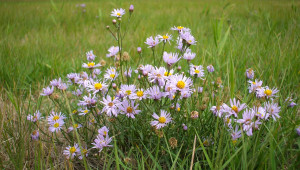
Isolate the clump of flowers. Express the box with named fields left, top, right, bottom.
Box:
left=26, top=5, right=296, bottom=167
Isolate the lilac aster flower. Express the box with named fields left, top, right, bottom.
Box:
left=82, top=62, right=101, bottom=69
left=78, top=108, right=89, bottom=116
left=190, top=65, right=205, bottom=78
left=50, top=78, right=62, bottom=87
left=101, top=95, right=121, bottom=117
left=148, top=67, right=173, bottom=86
left=171, top=26, right=190, bottom=33
left=58, top=82, right=68, bottom=91
left=120, top=84, right=137, bottom=99
left=296, top=126, right=300, bottom=136
left=78, top=94, right=97, bottom=107
left=245, top=68, right=255, bottom=79
left=264, top=102, right=281, bottom=121
left=118, top=100, right=141, bottom=118
left=158, top=33, right=172, bottom=44
left=27, top=110, right=43, bottom=122
left=207, top=65, right=214, bottom=73
left=104, top=67, right=118, bottom=80
left=67, top=73, right=81, bottom=84
left=285, top=97, right=297, bottom=107
left=182, top=124, right=188, bottom=130
left=86, top=80, right=108, bottom=94
left=231, top=126, right=242, bottom=144
left=248, top=79, right=263, bottom=93
left=92, top=134, right=113, bottom=152
left=98, top=126, right=109, bottom=137
left=180, top=31, right=196, bottom=45
left=78, top=146, right=89, bottom=160
left=168, top=74, right=193, bottom=92
left=63, top=143, right=81, bottom=159
left=124, top=67, right=132, bottom=77
left=41, top=86, right=54, bottom=96
left=151, top=110, right=172, bottom=129
left=145, top=36, right=160, bottom=48
left=67, top=124, right=82, bottom=133
left=130, top=88, right=146, bottom=100
left=183, top=51, right=196, bottom=61
left=163, top=52, right=180, bottom=66
left=222, top=98, right=247, bottom=117
left=72, top=89, right=83, bottom=96
left=111, top=8, right=125, bottom=18
left=256, top=86, right=279, bottom=98
left=237, top=109, right=261, bottom=136
left=47, top=112, right=66, bottom=123
left=106, top=46, right=120, bottom=58
left=140, top=64, right=154, bottom=76
left=86, top=50, right=96, bottom=61
left=31, top=130, right=39, bottom=140
left=48, top=119, right=64, bottom=133
left=145, top=86, right=166, bottom=100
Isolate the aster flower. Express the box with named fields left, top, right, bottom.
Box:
left=182, top=124, right=188, bottom=130
left=145, top=86, right=166, bottom=100
left=41, top=86, right=54, bottom=96
left=183, top=51, right=196, bottom=61
left=47, top=112, right=66, bottom=123
left=168, top=74, right=193, bottom=92
left=245, top=68, right=254, bottom=79
left=163, top=52, right=180, bottom=66
left=27, top=110, right=43, bottom=122
left=180, top=31, right=196, bottom=45
left=139, top=64, right=154, bottom=76
left=248, top=79, right=263, bottom=93
left=264, top=102, right=281, bottom=121
left=296, top=126, right=300, bottom=136
left=63, top=143, right=80, bottom=159
left=131, top=88, right=146, bottom=100
left=104, top=67, right=118, bottom=80
left=231, top=126, right=242, bottom=144
left=92, top=134, right=113, bottom=152
left=82, top=62, right=101, bottom=69
left=86, top=50, right=96, bottom=61
left=285, top=97, right=297, bottom=107
left=78, top=146, right=89, bottom=160
left=148, top=67, right=173, bottom=86
left=111, top=8, right=125, bottom=18
left=207, top=65, right=214, bottom=73
left=210, top=105, right=225, bottom=117
left=49, top=119, right=65, bottom=133
left=190, top=65, right=205, bottom=78
left=120, top=84, right=136, bottom=99
left=256, top=86, right=279, bottom=98
left=180, top=88, right=193, bottom=98
left=237, top=109, right=261, bottom=136
left=72, top=89, right=83, bottom=97
left=98, top=126, right=109, bottom=137
left=118, top=100, right=141, bottom=118
left=50, top=78, right=62, bottom=87
left=145, top=36, right=160, bottom=48
left=58, top=82, right=68, bottom=91
left=86, top=80, right=108, bottom=94
left=157, top=33, right=172, bottom=44
left=78, top=94, right=97, bottom=107
left=67, top=73, right=81, bottom=84
left=31, top=130, right=39, bottom=140
left=78, top=107, right=89, bottom=116
left=222, top=98, right=247, bottom=117
left=253, top=106, right=268, bottom=120
left=67, top=123, right=82, bottom=133
left=171, top=26, right=190, bottom=33
left=124, top=67, right=132, bottom=77
left=106, top=46, right=120, bottom=58
left=151, top=110, right=172, bottom=129
left=100, top=95, right=121, bottom=117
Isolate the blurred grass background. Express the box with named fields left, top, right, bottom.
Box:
left=0, top=0, right=299, bottom=97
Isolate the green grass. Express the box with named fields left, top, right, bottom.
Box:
left=0, top=0, right=299, bottom=169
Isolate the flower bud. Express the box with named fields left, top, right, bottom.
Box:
left=122, top=52, right=130, bottom=61
left=106, top=25, right=110, bottom=29
left=112, top=19, right=117, bottom=24
left=137, top=47, right=142, bottom=53
left=100, top=60, right=106, bottom=66
left=129, top=5, right=134, bottom=13
left=177, top=66, right=181, bottom=71
left=207, top=65, right=214, bottom=73
left=191, top=111, right=199, bottom=119
left=112, top=83, right=117, bottom=89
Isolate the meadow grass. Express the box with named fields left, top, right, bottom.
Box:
left=0, top=0, right=299, bottom=169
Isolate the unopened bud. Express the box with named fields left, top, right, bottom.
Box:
left=100, top=60, right=106, bottom=66
left=129, top=5, right=134, bottom=13
left=137, top=47, right=142, bottom=53
left=177, top=66, right=181, bottom=71
left=112, top=83, right=117, bottom=89
left=112, top=19, right=117, bottom=24
left=106, top=25, right=110, bottom=29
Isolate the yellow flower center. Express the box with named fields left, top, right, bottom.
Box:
left=87, top=62, right=95, bottom=67
left=177, top=107, right=180, bottom=112
left=110, top=74, right=115, bottom=78
left=74, top=124, right=78, bottom=128
left=125, top=90, right=131, bottom=95
left=104, top=131, right=107, bottom=136
left=232, top=140, right=237, bottom=145
left=108, top=102, right=114, bottom=107
left=157, top=74, right=162, bottom=77
left=72, top=110, right=77, bottom=114
left=231, top=105, right=238, bottom=113
left=136, top=91, right=144, bottom=97
left=126, top=107, right=133, bottom=113
left=69, top=147, right=76, bottom=153
left=264, top=89, right=272, bottom=96
left=82, top=149, right=87, bottom=154
left=158, top=116, right=166, bottom=123
left=53, top=122, right=59, bottom=128
left=203, top=140, right=209, bottom=146
left=94, top=83, right=102, bottom=90
left=84, top=110, right=89, bottom=114
left=252, top=81, right=256, bottom=85
left=195, top=70, right=200, bottom=74
left=53, top=115, right=60, bottom=121
left=177, top=26, right=184, bottom=30
left=117, top=12, right=121, bottom=16
left=162, top=35, right=169, bottom=39
left=226, top=118, right=230, bottom=124
left=176, top=80, right=185, bottom=89
left=164, top=72, right=171, bottom=76
left=169, top=55, right=173, bottom=59
left=32, top=130, right=37, bottom=135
